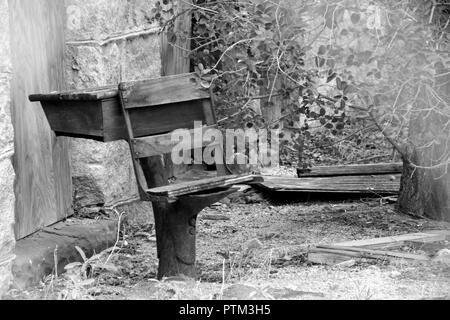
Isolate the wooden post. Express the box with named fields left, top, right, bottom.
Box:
left=160, top=0, right=192, bottom=77
left=140, top=156, right=235, bottom=279
left=160, top=0, right=193, bottom=179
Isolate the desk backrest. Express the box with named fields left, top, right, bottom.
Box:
left=119, top=73, right=217, bottom=137
left=118, top=73, right=224, bottom=197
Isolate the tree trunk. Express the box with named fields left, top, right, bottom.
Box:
left=398, top=153, right=450, bottom=222
left=397, top=64, right=450, bottom=222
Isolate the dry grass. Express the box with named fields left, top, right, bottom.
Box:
left=6, top=193, right=450, bottom=300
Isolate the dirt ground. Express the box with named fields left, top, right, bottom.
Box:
left=6, top=180, right=450, bottom=300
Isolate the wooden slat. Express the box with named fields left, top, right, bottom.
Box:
left=147, top=175, right=263, bottom=198
left=39, top=100, right=104, bottom=138
left=308, top=250, right=357, bottom=265
left=133, top=125, right=219, bottom=158
left=335, top=231, right=450, bottom=249
left=258, top=175, right=400, bottom=195
left=202, top=99, right=217, bottom=126
left=161, top=0, right=191, bottom=77
left=29, top=85, right=118, bottom=102
left=101, top=98, right=128, bottom=142
left=52, top=136, right=73, bottom=221
left=119, top=73, right=210, bottom=109
left=308, top=231, right=450, bottom=265
left=36, top=96, right=212, bottom=142
left=297, top=163, right=403, bottom=178
left=308, top=246, right=430, bottom=265
left=129, top=100, right=208, bottom=137
left=10, top=0, right=73, bottom=239
left=118, top=84, right=149, bottom=195
left=160, top=0, right=193, bottom=179
left=317, top=245, right=430, bottom=261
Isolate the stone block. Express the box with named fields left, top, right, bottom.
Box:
left=71, top=138, right=139, bottom=208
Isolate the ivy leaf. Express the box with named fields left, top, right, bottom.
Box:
left=326, top=58, right=336, bottom=68
left=351, top=13, right=361, bottom=24
left=327, top=72, right=337, bottom=83
left=168, top=31, right=177, bottom=44
left=343, top=84, right=354, bottom=95
left=315, top=56, right=326, bottom=68
left=325, top=6, right=337, bottom=29
left=346, top=55, right=355, bottom=66
left=200, top=81, right=211, bottom=89
left=318, top=45, right=327, bottom=55
left=336, top=77, right=343, bottom=90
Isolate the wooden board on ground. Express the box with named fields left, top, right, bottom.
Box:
left=308, top=230, right=450, bottom=265
left=297, top=163, right=403, bottom=178
left=258, top=175, right=400, bottom=195
left=308, top=247, right=430, bottom=265
left=335, top=230, right=450, bottom=249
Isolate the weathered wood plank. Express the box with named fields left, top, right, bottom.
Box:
left=297, top=163, right=403, bottom=178
left=308, top=231, right=450, bottom=265
left=147, top=175, right=262, bottom=198
left=101, top=98, right=128, bottom=142
left=335, top=231, right=450, bottom=249
left=200, top=214, right=231, bottom=221
left=308, top=251, right=356, bottom=265
left=34, top=96, right=211, bottom=142
left=129, top=100, right=208, bottom=137
left=161, top=0, right=191, bottom=77
left=317, top=245, right=431, bottom=261
left=29, top=85, right=118, bottom=102
left=258, top=175, right=400, bottom=195
left=308, top=246, right=430, bottom=265
left=119, top=73, right=210, bottom=109
left=39, top=100, right=104, bottom=138
left=133, top=125, right=219, bottom=158
left=10, top=0, right=73, bottom=239
left=202, top=99, right=217, bottom=126
left=160, top=0, right=193, bottom=179
left=52, top=136, right=73, bottom=222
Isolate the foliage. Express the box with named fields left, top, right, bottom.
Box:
left=287, top=0, right=450, bottom=168
left=153, top=0, right=450, bottom=169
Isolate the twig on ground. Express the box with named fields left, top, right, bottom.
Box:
left=54, top=246, right=59, bottom=280
left=105, top=208, right=125, bottom=265
left=220, top=259, right=226, bottom=300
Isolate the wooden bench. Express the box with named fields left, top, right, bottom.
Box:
left=118, top=73, right=261, bottom=279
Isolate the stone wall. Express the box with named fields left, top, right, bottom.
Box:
left=0, top=0, right=16, bottom=297
left=64, top=0, right=161, bottom=209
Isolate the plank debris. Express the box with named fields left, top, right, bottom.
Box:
left=297, top=163, right=403, bottom=178
left=308, top=230, right=450, bottom=266
left=258, top=175, right=400, bottom=196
